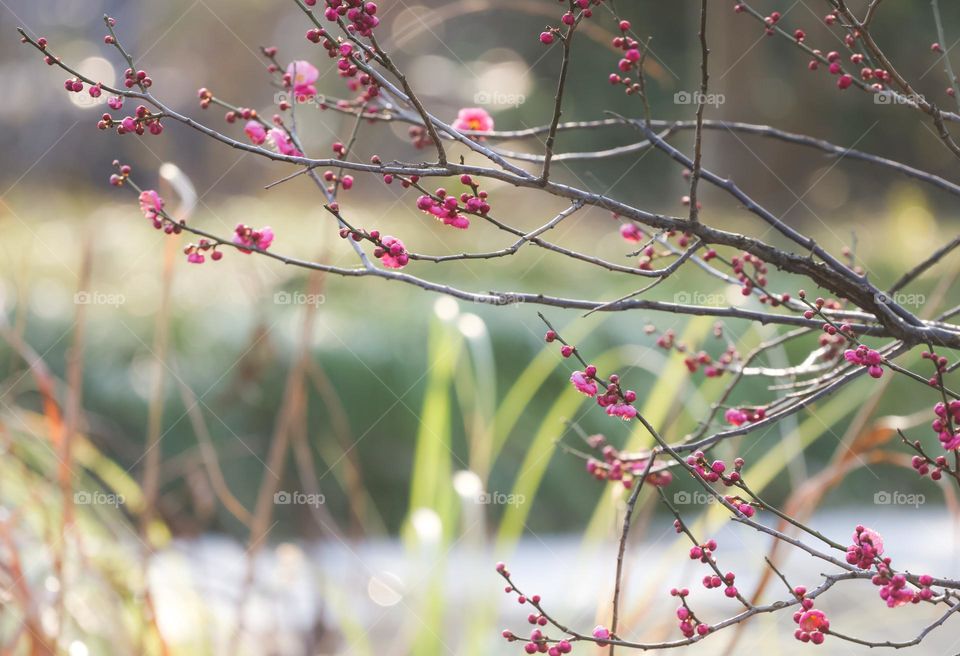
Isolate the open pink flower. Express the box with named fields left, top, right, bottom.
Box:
left=846, top=525, right=883, bottom=569
left=570, top=371, right=598, bottom=397
left=798, top=609, right=828, bottom=633
left=415, top=194, right=470, bottom=229
left=268, top=128, right=303, bottom=157
left=139, top=190, right=164, bottom=223
left=606, top=403, right=637, bottom=420
left=233, top=224, right=275, bottom=253
left=244, top=120, right=267, bottom=145
left=377, top=236, right=409, bottom=269
left=452, top=107, right=494, bottom=134
left=286, top=60, right=319, bottom=98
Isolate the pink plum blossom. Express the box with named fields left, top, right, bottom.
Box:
left=138, top=190, right=164, bottom=223
left=244, top=120, right=267, bottom=145
left=570, top=371, right=598, bottom=397
left=233, top=224, right=275, bottom=253
left=377, top=236, right=409, bottom=269
left=286, top=59, right=319, bottom=98
left=269, top=128, right=303, bottom=157
left=452, top=107, right=494, bottom=134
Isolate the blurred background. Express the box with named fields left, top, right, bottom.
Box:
left=1, top=0, right=960, bottom=654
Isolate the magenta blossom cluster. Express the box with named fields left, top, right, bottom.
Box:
left=97, top=103, right=164, bottom=136
left=285, top=59, right=320, bottom=99
left=701, top=570, right=738, bottom=599
left=303, top=0, right=380, bottom=37
left=496, top=563, right=574, bottom=656
left=375, top=235, right=408, bottom=269
left=303, top=28, right=380, bottom=102
left=683, top=346, right=737, bottom=378
left=583, top=433, right=673, bottom=489
left=724, top=406, right=766, bottom=427
left=138, top=190, right=166, bottom=229
left=684, top=454, right=756, bottom=517
left=846, top=525, right=884, bottom=569
left=538, top=0, right=599, bottom=45
left=846, top=526, right=937, bottom=608
left=670, top=587, right=711, bottom=638
left=232, top=224, right=275, bottom=254
left=688, top=537, right=718, bottom=564
left=184, top=239, right=223, bottom=264
left=931, top=399, right=960, bottom=452
left=792, top=587, right=829, bottom=645
left=843, top=344, right=884, bottom=378
left=411, top=175, right=490, bottom=230
left=607, top=20, right=644, bottom=96
left=565, top=362, right=637, bottom=420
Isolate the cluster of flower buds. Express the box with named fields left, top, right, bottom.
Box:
left=375, top=235, right=409, bottom=269
left=670, top=588, right=711, bottom=638
left=184, top=239, right=223, bottom=264
left=654, top=328, right=676, bottom=349
left=538, top=0, right=599, bottom=45
left=683, top=346, right=737, bottom=378
left=232, top=224, right=275, bottom=253
left=63, top=78, right=86, bottom=94
left=684, top=454, right=757, bottom=516
left=582, top=434, right=673, bottom=489
left=685, top=453, right=739, bottom=484
left=197, top=87, right=214, bottom=109
left=108, top=162, right=130, bottom=188
left=730, top=251, right=767, bottom=296
left=606, top=20, right=644, bottom=95
left=792, top=587, right=829, bottom=645
left=497, top=563, right=574, bottom=655
left=724, top=407, right=766, bottom=427
left=846, top=525, right=883, bottom=569
left=687, top=537, right=718, bottom=564
left=702, top=570, right=738, bottom=598
left=922, top=349, right=951, bottom=387
left=412, top=176, right=490, bottom=230
left=911, top=448, right=949, bottom=479
left=844, top=526, right=938, bottom=608
left=564, top=361, right=637, bottom=420
left=305, top=0, right=380, bottom=37
left=842, top=344, right=884, bottom=378
left=121, top=66, right=152, bottom=88
left=99, top=104, right=164, bottom=136
left=931, top=398, right=960, bottom=452
left=138, top=190, right=171, bottom=232
left=338, top=226, right=410, bottom=270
